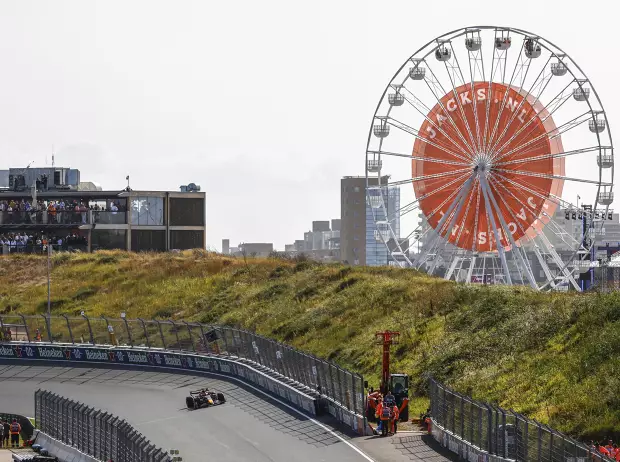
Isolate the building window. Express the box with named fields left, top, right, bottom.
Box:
left=170, top=230, right=204, bottom=250
left=132, top=230, right=166, bottom=252
left=92, top=229, right=126, bottom=250
left=131, top=196, right=164, bottom=226
left=354, top=186, right=360, bottom=193
left=170, top=198, right=205, bottom=226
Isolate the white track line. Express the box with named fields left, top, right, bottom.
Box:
left=198, top=369, right=377, bottom=462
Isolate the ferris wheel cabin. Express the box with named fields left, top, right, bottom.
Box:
left=524, top=37, right=542, bottom=58
left=597, top=148, right=614, bottom=168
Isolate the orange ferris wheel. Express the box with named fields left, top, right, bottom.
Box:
left=365, top=27, right=614, bottom=291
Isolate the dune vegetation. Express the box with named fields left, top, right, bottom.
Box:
left=1, top=250, right=618, bottom=440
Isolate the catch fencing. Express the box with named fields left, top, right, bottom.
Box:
left=429, top=379, right=613, bottom=462
left=0, top=314, right=365, bottom=418
left=35, top=390, right=169, bottom=462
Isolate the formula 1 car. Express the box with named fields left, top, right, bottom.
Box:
left=185, top=388, right=226, bottom=410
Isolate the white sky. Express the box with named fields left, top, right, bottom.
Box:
left=0, top=0, right=616, bottom=250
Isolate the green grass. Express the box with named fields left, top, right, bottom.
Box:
left=1, top=250, right=619, bottom=440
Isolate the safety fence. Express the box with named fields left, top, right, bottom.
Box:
left=0, top=314, right=365, bottom=418
left=35, top=390, right=169, bottom=462
left=430, top=379, right=614, bottom=462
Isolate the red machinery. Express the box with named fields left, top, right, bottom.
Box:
left=368, top=331, right=409, bottom=421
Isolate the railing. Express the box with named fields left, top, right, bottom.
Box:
left=0, top=314, right=365, bottom=417
left=35, top=390, right=169, bottom=462
left=0, top=210, right=91, bottom=226
left=430, top=379, right=614, bottom=462
left=92, top=211, right=127, bottom=225
left=0, top=243, right=88, bottom=255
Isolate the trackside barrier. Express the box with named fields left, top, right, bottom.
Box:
left=429, top=379, right=615, bottom=462
left=0, top=314, right=367, bottom=434
left=35, top=390, right=168, bottom=462
left=0, top=343, right=318, bottom=416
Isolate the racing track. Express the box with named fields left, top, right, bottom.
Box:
left=0, top=363, right=373, bottom=462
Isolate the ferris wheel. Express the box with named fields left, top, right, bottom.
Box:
left=365, top=26, right=614, bottom=291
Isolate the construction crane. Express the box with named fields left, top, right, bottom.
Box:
left=371, top=331, right=409, bottom=421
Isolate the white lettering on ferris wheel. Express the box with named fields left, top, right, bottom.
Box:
left=427, top=88, right=529, bottom=139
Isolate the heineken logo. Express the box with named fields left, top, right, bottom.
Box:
left=164, top=355, right=182, bottom=367
left=194, top=359, right=212, bottom=370
left=85, top=350, right=108, bottom=361
left=0, top=345, right=15, bottom=357
left=37, top=347, right=63, bottom=359
left=127, top=352, right=149, bottom=363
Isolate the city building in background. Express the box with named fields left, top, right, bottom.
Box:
left=340, top=175, right=400, bottom=266
left=237, top=242, right=274, bottom=257
left=0, top=165, right=206, bottom=253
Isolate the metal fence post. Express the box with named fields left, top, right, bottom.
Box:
left=169, top=320, right=181, bottom=350
left=82, top=314, right=94, bottom=345
left=183, top=321, right=195, bottom=352
left=61, top=314, right=74, bottom=343
left=19, top=314, right=30, bottom=341
left=41, top=314, right=53, bottom=342
left=155, top=320, right=167, bottom=349
left=123, top=316, right=133, bottom=347
left=137, top=318, right=150, bottom=348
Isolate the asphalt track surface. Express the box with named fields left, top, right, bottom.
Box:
left=0, top=363, right=373, bottom=462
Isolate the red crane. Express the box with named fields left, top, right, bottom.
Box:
left=375, top=330, right=400, bottom=395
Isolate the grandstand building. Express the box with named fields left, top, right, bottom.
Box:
left=0, top=166, right=205, bottom=253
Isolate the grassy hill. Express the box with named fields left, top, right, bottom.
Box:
left=1, top=250, right=619, bottom=440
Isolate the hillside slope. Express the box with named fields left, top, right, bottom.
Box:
left=1, top=250, right=618, bottom=439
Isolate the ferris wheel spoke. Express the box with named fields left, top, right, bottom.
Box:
left=492, top=175, right=587, bottom=251
left=487, top=41, right=532, bottom=151
left=479, top=175, right=512, bottom=284
left=440, top=42, right=481, bottom=153
left=385, top=171, right=472, bottom=223
left=399, top=87, right=473, bottom=156
left=453, top=177, right=479, bottom=248
left=487, top=54, right=555, bottom=154
left=490, top=81, right=577, bottom=160
left=487, top=177, right=560, bottom=288
left=491, top=171, right=590, bottom=230
left=493, top=111, right=593, bottom=163
left=422, top=62, right=477, bottom=158
left=495, top=168, right=611, bottom=186
left=465, top=30, right=485, bottom=152
left=494, top=145, right=601, bottom=167
left=481, top=30, right=509, bottom=154
left=383, top=117, right=473, bottom=163
left=415, top=175, right=475, bottom=267
left=367, top=150, right=470, bottom=167
left=472, top=180, right=482, bottom=253
left=386, top=167, right=471, bottom=187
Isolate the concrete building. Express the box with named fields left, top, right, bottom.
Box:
left=341, top=176, right=373, bottom=265
left=222, top=239, right=230, bottom=255
left=0, top=166, right=206, bottom=252
left=340, top=176, right=400, bottom=266
left=331, top=219, right=341, bottom=231
left=312, top=221, right=330, bottom=232
left=237, top=242, right=273, bottom=257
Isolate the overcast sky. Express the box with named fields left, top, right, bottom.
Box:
left=0, top=1, right=616, bottom=250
